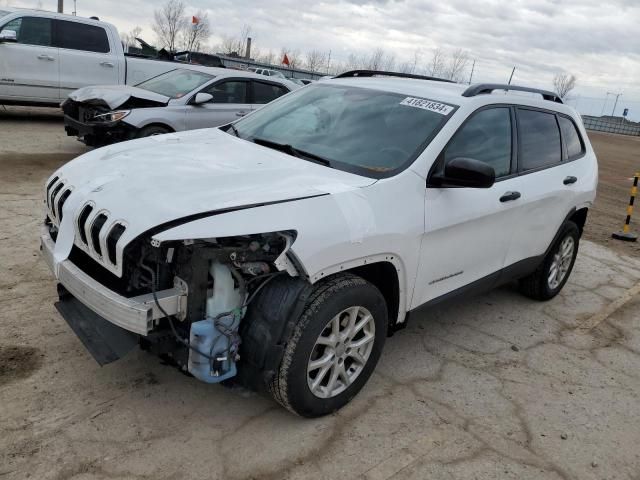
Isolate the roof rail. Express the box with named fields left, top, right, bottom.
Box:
left=463, top=84, right=563, bottom=104
left=334, top=70, right=455, bottom=83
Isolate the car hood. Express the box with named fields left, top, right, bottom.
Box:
left=49, top=128, right=376, bottom=273
left=67, top=85, right=170, bottom=109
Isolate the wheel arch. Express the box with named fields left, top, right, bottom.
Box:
left=568, top=207, right=588, bottom=235
left=137, top=122, right=175, bottom=133
left=346, top=262, right=401, bottom=336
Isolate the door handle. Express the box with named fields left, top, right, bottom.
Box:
left=37, top=54, right=54, bottom=61
left=563, top=176, right=577, bottom=185
left=500, top=191, right=521, bottom=202
left=100, top=61, right=114, bottom=68
left=235, top=112, right=246, bottom=117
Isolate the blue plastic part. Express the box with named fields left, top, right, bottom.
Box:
left=187, top=316, right=238, bottom=383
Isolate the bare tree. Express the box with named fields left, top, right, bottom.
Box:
left=367, top=48, right=384, bottom=70
left=553, top=73, right=577, bottom=99
left=219, top=24, right=251, bottom=56
left=121, top=26, right=142, bottom=51
left=180, top=10, right=210, bottom=52
left=344, top=53, right=365, bottom=70
left=256, top=49, right=276, bottom=65
left=153, top=0, right=187, bottom=53
left=426, top=48, right=446, bottom=77
left=444, top=48, right=469, bottom=82
left=305, top=50, right=327, bottom=73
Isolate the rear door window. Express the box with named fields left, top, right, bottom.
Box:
left=558, top=116, right=585, bottom=160
left=54, top=20, right=110, bottom=53
left=206, top=80, right=249, bottom=104
left=252, top=81, right=289, bottom=104
left=1, top=17, right=53, bottom=46
left=518, top=109, right=562, bottom=171
left=443, top=107, right=513, bottom=178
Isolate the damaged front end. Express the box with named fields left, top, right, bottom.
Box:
left=61, top=94, right=167, bottom=147
left=47, top=227, right=307, bottom=387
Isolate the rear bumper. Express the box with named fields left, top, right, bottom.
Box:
left=41, top=232, right=187, bottom=336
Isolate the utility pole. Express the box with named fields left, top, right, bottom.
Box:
left=600, top=92, right=611, bottom=116
left=607, top=91, right=622, bottom=117
left=468, top=59, right=476, bottom=85
left=326, top=50, right=331, bottom=76
left=73, top=0, right=77, bottom=15
left=507, top=67, right=516, bottom=85
left=57, top=0, right=63, bottom=13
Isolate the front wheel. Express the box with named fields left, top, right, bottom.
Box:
left=270, top=273, right=387, bottom=417
left=135, top=125, right=171, bottom=139
left=519, top=221, right=580, bottom=300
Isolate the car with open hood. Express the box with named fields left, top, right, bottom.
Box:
left=42, top=70, right=597, bottom=417
left=62, top=66, right=300, bottom=146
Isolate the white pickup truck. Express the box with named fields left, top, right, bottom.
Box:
left=0, top=8, right=184, bottom=107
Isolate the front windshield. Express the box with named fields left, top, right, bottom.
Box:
left=136, top=69, right=214, bottom=99
left=232, top=83, right=456, bottom=177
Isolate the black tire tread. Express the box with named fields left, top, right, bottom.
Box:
left=268, top=273, right=367, bottom=415
left=519, top=221, right=580, bottom=301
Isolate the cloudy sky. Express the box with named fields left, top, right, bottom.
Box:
left=8, top=0, right=640, bottom=117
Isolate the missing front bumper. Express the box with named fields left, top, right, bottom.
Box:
left=55, top=293, right=139, bottom=365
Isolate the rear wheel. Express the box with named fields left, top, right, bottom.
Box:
left=519, top=221, right=580, bottom=300
left=270, top=273, right=387, bottom=417
left=136, top=125, right=171, bottom=138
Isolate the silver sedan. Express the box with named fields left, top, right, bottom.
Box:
left=61, top=66, right=300, bottom=147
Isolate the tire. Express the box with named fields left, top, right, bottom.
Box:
left=269, top=273, right=387, bottom=417
left=136, top=125, right=171, bottom=138
left=519, top=221, right=580, bottom=301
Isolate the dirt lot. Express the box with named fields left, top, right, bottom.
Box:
left=585, top=131, right=640, bottom=257
left=1, top=108, right=640, bottom=479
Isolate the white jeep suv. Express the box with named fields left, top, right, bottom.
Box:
left=41, top=70, right=597, bottom=417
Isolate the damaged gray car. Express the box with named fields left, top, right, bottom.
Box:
left=62, top=66, right=300, bottom=147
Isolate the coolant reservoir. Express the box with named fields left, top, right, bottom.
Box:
left=206, top=262, right=243, bottom=317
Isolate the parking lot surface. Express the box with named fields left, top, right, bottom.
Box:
left=1, top=108, right=640, bottom=479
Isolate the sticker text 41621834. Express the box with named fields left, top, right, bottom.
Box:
left=399, top=97, right=454, bottom=115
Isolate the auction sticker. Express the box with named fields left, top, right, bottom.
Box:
left=400, top=97, right=454, bottom=115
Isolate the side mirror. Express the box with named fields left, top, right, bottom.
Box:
left=194, top=92, right=213, bottom=105
left=431, top=157, right=495, bottom=188
left=0, top=30, right=17, bottom=43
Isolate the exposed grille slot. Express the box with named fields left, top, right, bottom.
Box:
left=46, top=176, right=59, bottom=210
left=77, top=204, right=93, bottom=244
left=90, top=213, right=108, bottom=256
left=49, top=183, right=64, bottom=218
left=56, top=189, right=72, bottom=221
left=106, top=223, right=126, bottom=264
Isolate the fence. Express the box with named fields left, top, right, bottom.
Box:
left=581, top=115, right=640, bottom=136
left=218, top=54, right=326, bottom=80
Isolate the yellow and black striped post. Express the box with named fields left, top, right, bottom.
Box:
left=612, top=172, right=639, bottom=242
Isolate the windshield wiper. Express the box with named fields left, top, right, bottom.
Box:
left=227, top=123, right=240, bottom=137
left=252, top=137, right=331, bottom=167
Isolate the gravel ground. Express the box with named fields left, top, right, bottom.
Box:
left=1, top=107, right=640, bottom=480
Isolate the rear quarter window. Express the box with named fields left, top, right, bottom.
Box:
left=518, top=109, right=562, bottom=171
left=55, top=20, right=109, bottom=53
left=558, top=116, right=585, bottom=159
left=253, top=81, right=289, bottom=104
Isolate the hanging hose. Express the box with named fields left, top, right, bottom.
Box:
left=139, top=262, right=285, bottom=364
